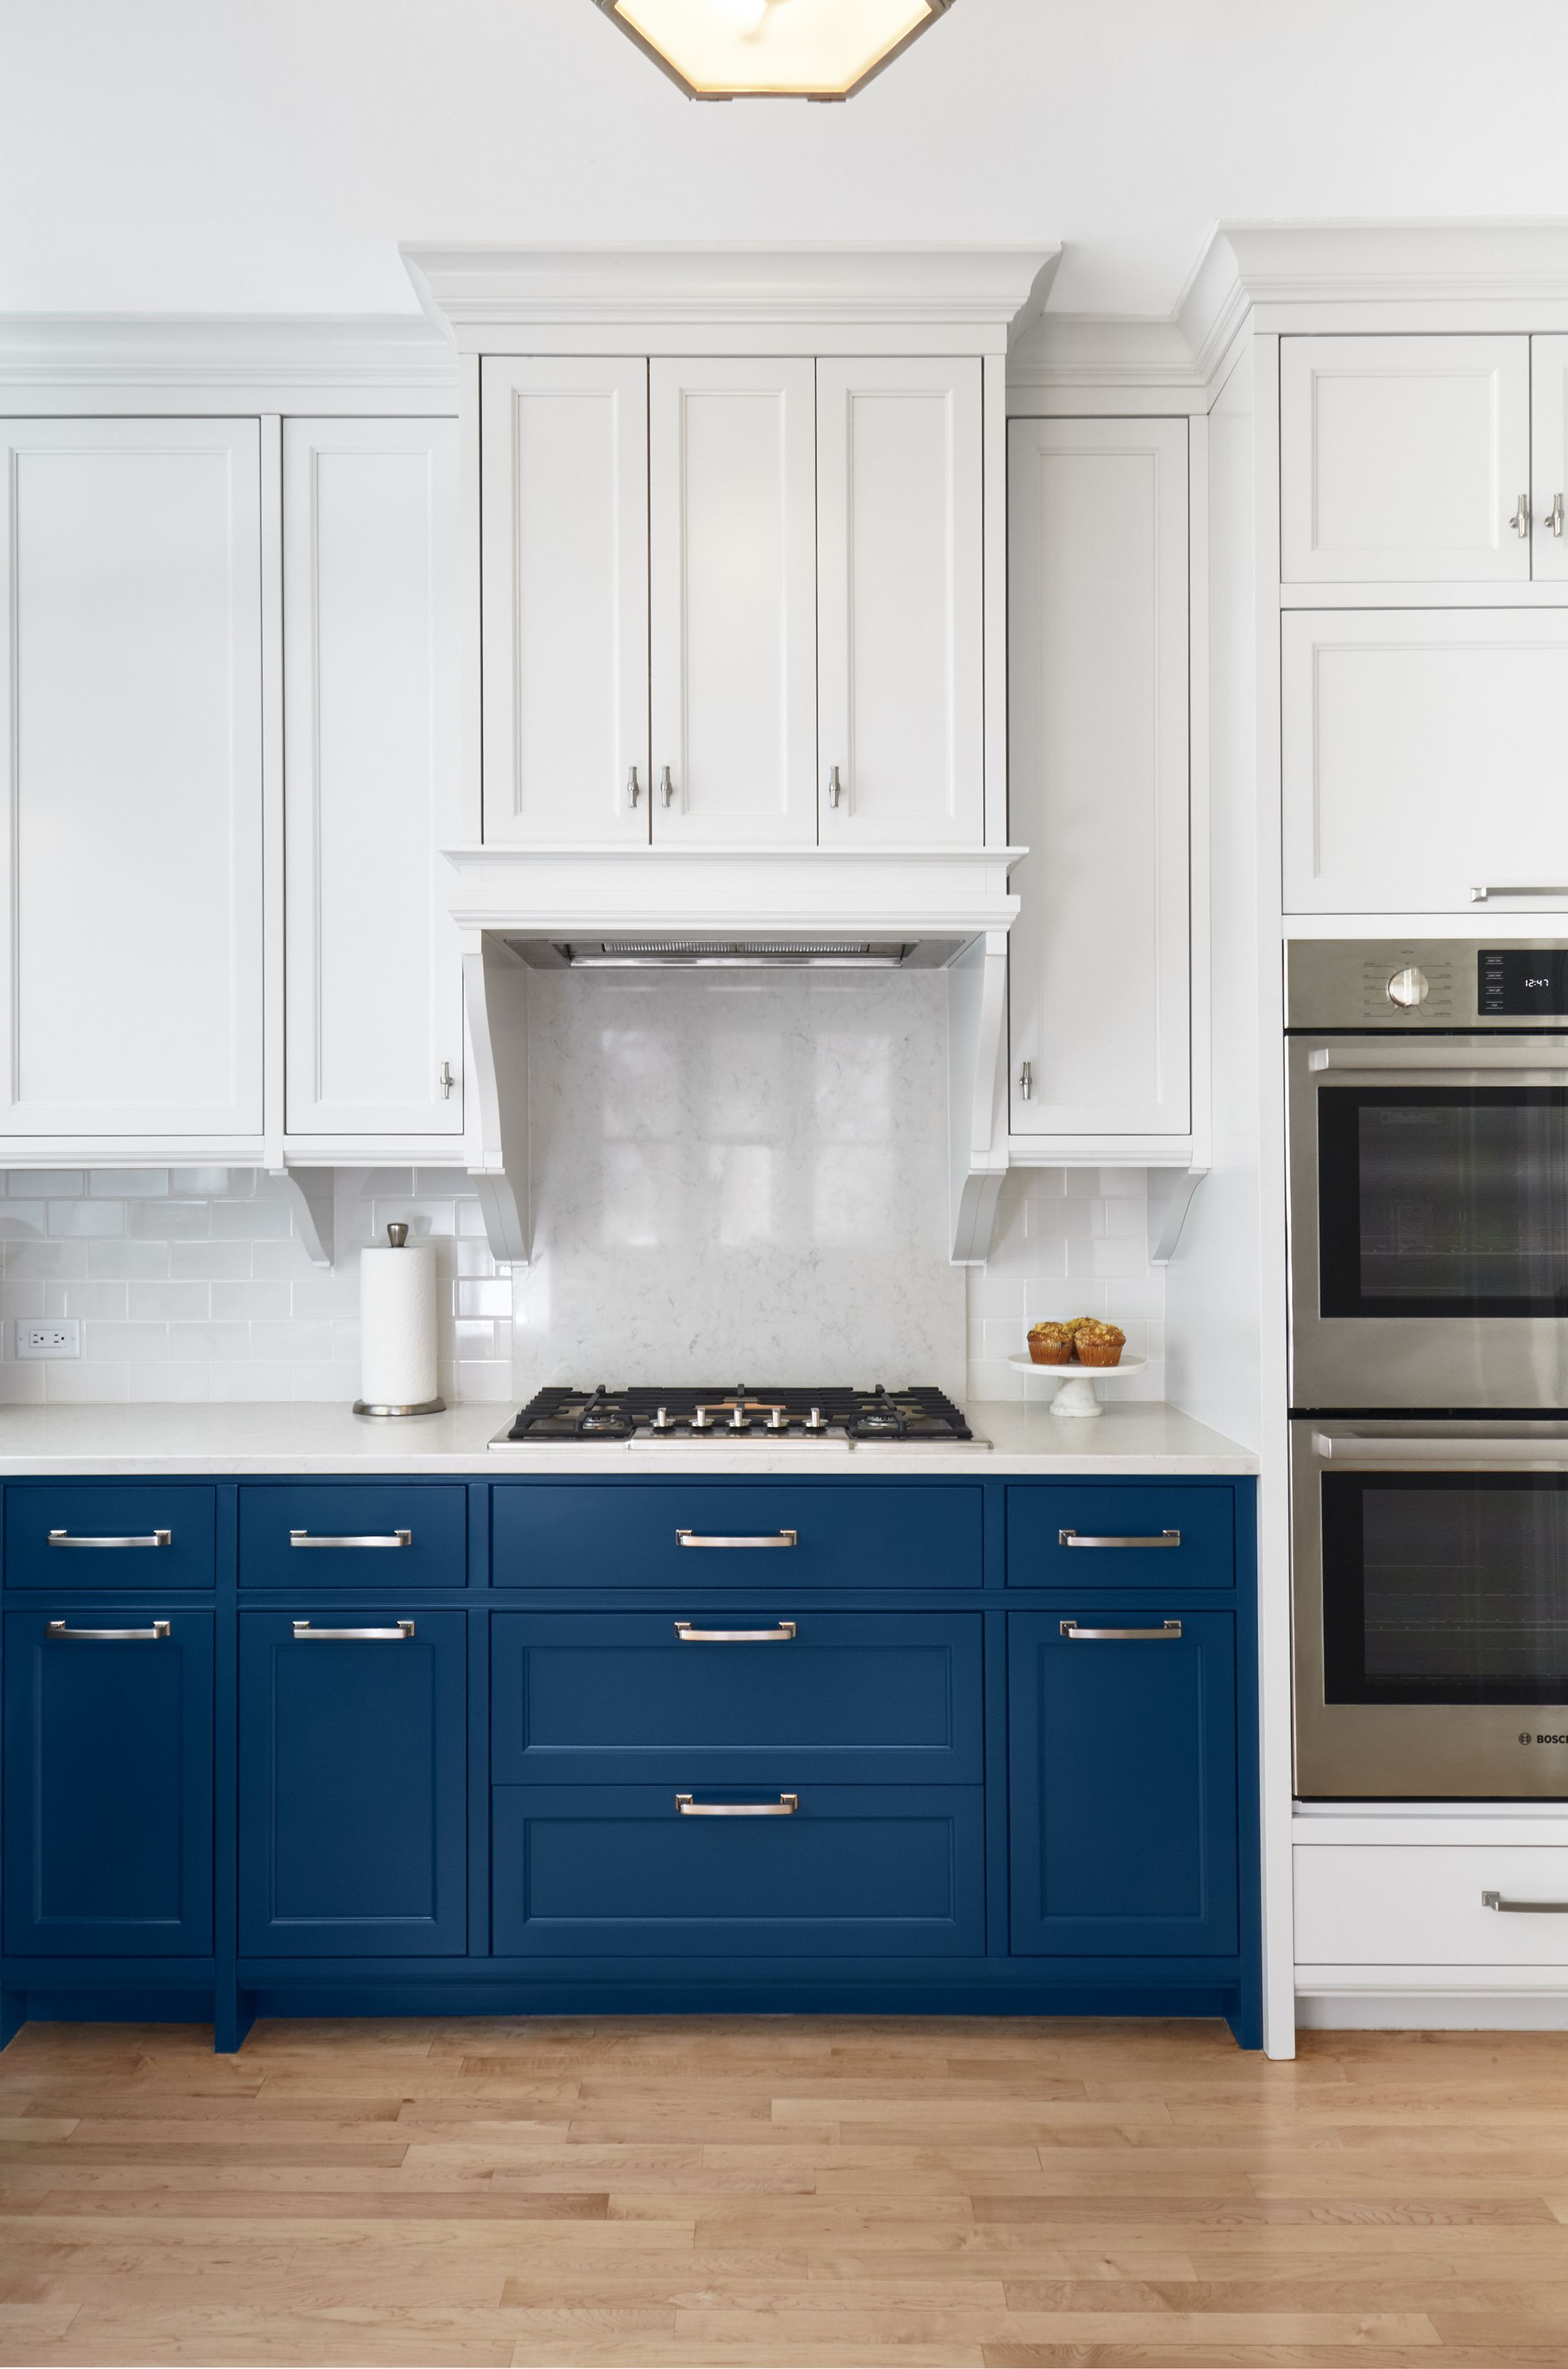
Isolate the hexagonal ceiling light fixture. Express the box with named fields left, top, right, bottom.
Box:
left=592, top=0, right=956, bottom=100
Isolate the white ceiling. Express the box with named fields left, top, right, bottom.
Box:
left=5, top=0, right=1568, bottom=320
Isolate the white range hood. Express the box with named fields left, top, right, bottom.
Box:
left=445, top=842, right=1023, bottom=1270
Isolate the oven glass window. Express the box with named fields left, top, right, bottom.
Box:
left=1318, top=1087, right=1568, bottom=1318
left=1322, top=1472, right=1568, bottom=1703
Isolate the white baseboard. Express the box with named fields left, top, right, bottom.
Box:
left=1299, top=1987, right=1568, bottom=2030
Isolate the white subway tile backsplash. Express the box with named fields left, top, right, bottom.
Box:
left=9, top=1242, right=88, bottom=1279
left=128, top=1279, right=212, bottom=1323
left=965, top=1168, right=1165, bottom=1403
left=84, top=1321, right=170, bottom=1363
left=48, top=1200, right=125, bottom=1238
left=48, top=1279, right=129, bottom=1321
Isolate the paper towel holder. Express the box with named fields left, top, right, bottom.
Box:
left=352, top=1222, right=448, bottom=1419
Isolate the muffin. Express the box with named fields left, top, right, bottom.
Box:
left=1073, top=1318, right=1126, bottom=1368
left=1026, top=1321, right=1076, bottom=1366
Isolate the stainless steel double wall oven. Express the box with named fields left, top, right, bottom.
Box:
left=1287, top=940, right=1568, bottom=1797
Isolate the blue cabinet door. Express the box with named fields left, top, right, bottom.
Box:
left=1009, top=1609, right=1238, bottom=1957
left=4, top=1607, right=213, bottom=1956
left=238, top=1484, right=468, bottom=1588
left=4, top=1485, right=217, bottom=1589
left=491, top=1611, right=983, bottom=1785
left=492, top=1785, right=985, bottom=1957
left=239, top=1609, right=466, bottom=1956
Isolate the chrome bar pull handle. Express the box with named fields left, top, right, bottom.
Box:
left=1059, top=1529, right=1182, bottom=1549
left=676, top=1529, right=798, bottom=1549
left=659, top=765, right=675, bottom=807
left=1061, top=1619, right=1183, bottom=1641
left=1549, top=493, right=1565, bottom=538
left=1483, top=1889, right=1568, bottom=1913
left=47, top=1619, right=170, bottom=1641
left=675, top=1619, right=797, bottom=1643
left=48, top=1528, right=171, bottom=1549
left=1512, top=492, right=1532, bottom=537
left=292, top=1620, right=416, bottom=1641
left=676, top=1792, right=798, bottom=1817
left=827, top=764, right=843, bottom=807
left=439, top=1060, right=455, bottom=1100
left=1018, top=1060, right=1033, bottom=1100
left=627, top=764, right=641, bottom=807
left=1470, top=885, right=1568, bottom=904
left=289, top=1529, right=412, bottom=1549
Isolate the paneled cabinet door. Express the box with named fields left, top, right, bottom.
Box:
left=0, top=418, right=262, bottom=1138
left=1009, top=1609, right=1238, bottom=1958
left=3, top=1609, right=214, bottom=1957
left=1281, top=610, right=1568, bottom=912
left=650, top=358, right=817, bottom=845
left=239, top=1609, right=466, bottom=1956
left=480, top=358, right=650, bottom=845
left=817, top=358, right=983, bottom=845
left=1007, top=418, right=1190, bottom=1135
left=1279, top=335, right=1531, bottom=584
left=1530, top=337, right=1568, bottom=586
left=284, top=419, right=463, bottom=1135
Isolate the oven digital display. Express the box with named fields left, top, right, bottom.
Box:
left=1479, top=949, right=1568, bottom=1015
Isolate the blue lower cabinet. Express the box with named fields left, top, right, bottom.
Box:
left=4, top=1485, right=216, bottom=1590
left=1007, top=1485, right=1234, bottom=1589
left=491, top=1611, right=983, bottom=1785
left=1009, top=1608, right=1239, bottom=1958
left=239, top=1609, right=467, bottom=1956
left=239, top=1484, right=468, bottom=1588
left=3, top=1607, right=213, bottom=1956
left=492, top=1785, right=985, bottom=1957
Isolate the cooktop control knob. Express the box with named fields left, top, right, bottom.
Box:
left=1386, top=964, right=1430, bottom=1010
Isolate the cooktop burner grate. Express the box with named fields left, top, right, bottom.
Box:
left=500, top=1383, right=974, bottom=1445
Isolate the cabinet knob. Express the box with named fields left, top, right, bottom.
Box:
left=438, top=1061, right=455, bottom=1100
left=1512, top=492, right=1532, bottom=537
left=659, top=765, right=676, bottom=807
left=1549, top=494, right=1565, bottom=539
left=627, top=765, right=641, bottom=807
left=1018, top=1059, right=1033, bottom=1100
left=827, top=764, right=843, bottom=808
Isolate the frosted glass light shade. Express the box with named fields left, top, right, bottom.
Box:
left=595, top=0, right=954, bottom=99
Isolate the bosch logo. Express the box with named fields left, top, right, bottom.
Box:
left=1520, top=1733, right=1568, bottom=1745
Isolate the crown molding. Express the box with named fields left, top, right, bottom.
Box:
left=0, top=314, right=456, bottom=397
left=401, top=242, right=1061, bottom=354
left=1007, top=311, right=1207, bottom=399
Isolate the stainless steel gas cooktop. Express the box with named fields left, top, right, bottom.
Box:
left=492, top=1384, right=986, bottom=1450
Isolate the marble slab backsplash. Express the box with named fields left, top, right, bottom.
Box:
left=0, top=987, right=1164, bottom=1409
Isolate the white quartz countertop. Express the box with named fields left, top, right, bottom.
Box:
left=0, top=1400, right=1256, bottom=1477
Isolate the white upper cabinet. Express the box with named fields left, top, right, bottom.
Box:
left=1007, top=418, right=1191, bottom=1139
left=0, top=417, right=263, bottom=1141
left=284, top=418, right=463, bottom=1140
left=1531, top=337, right=1568, bottom=584
left=649, top=358, right=817, bottom=846
left=480, top=358, right=649, bottom=845
left=1282, top=609, right=1568, bottom=912
left=817, top=358, right=983, bottom=845
left=1280, top=335, right=1531, bottom=584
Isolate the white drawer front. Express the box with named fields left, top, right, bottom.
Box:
left=1297, top=1844, right=1568, bottom=1966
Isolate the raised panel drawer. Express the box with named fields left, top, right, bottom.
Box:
left=239, top=1485, right=467, bottom=1587
left=4, top=1485, right=215, bottom=1589
left=492, top=1783, right=984, bottom=1957
left=1006, top=1486, right=1234, bottom=1589
left=492, top=1483, right=982, bottom=1591
left=491, top=1611, right=982, bottom=1785
left=1296, top=1844, right=1568, bottom=1966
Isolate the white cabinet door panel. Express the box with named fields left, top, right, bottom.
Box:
left=1296, top=1845, right=1568, bottom=1968
left=1281, top=611, right=1568, bottom=913
left=0, top=417, right=263, bottom=1137
left=284, top=419, right=463, bottom=1137
left=650, top=358, right=816, bottom=846
left=1531, top=336, right=1568, bottom=585
left=480, top=358, right=649, bottom=845
left=1007, top=418, right=1190, bottom=1137
left=1280, top=335, right=1530, bottom=584
left=817, top=358, right=983, bottom=846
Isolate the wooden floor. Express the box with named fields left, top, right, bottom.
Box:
left=4, top=2018, right=1568, bottom=2368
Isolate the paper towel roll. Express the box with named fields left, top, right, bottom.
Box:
left=355, top=1229, right=445, bottom=1416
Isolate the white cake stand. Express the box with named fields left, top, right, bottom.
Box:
left=1007, top=1351, right=1147, bottom=1419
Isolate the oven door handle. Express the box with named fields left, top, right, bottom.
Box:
left=1307, top=1044, right=1568, bottom=1075
left=1313, top=1430, right=1568, bottom=1465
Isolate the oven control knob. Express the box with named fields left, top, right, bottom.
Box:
left=1386, top=964, right=1430, bottom=1010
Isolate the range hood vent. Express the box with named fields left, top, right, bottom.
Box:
left=505, top=936, right=937, bottom=970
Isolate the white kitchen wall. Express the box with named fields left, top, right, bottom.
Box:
left=965, top=1167, right=1165, bottom=1405
left=0, top=1169, right=508, bottom=1405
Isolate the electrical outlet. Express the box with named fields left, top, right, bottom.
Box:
left=16, top=1319, right=80, bottom=1360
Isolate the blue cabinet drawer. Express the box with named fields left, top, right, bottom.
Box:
left=4, top=1485, right=215, bottom=1589
left=1007, top=1485, right=1234, bottom=1589
left=1009, top=1607, right=1238, bottom=1958
left=492, top=1482, right=982, bottom=1590
left=492, top=1784, right=984, bottom=1957
left=4, top=1606, right=213, bottom=1956
left=491, top=1611, right=982, bottom=1785
left=239, top=1608, right=467, bottom=1956
left=239, top=1484, right=467, bottom=1587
